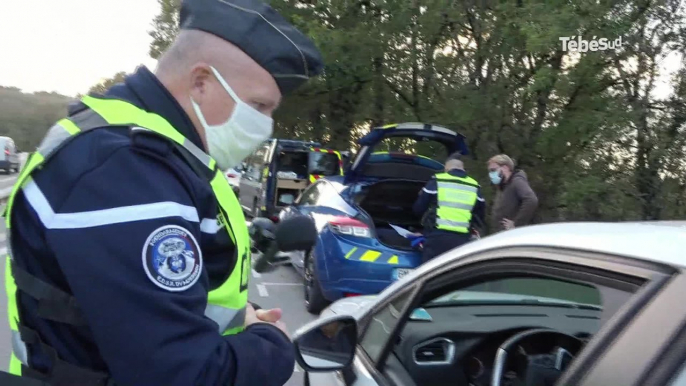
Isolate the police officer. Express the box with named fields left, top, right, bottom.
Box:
left=412, top=152, right=486, bottom=263
left=3, top=0, right=323, bottom=385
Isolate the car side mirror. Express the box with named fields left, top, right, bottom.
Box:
left=251, top=215, right=318, bottom=273
left=249, top=217, right=276, bottom=253
left=275, top=215, right=317, bottom=252
left=293, top=315, right=358, bottom=372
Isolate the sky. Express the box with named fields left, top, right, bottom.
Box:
left=0, top=0, right=159, bottom=97
left=0, top=1, right=681, bottom=99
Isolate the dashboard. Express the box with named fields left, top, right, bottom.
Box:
left=389, top=304, right=600, bottom=386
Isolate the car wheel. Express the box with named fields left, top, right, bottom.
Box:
left=304, top=251, right=328, bottom=314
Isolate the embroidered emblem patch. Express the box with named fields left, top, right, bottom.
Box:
left=142, top=225, right=202, bottom=292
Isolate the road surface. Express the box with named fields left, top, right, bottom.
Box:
left=0, top=220, right=322, bottom=386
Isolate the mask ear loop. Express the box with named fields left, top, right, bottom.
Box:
left=190, top=98, right=211, bottom=128
left=208, top=66, right=274, bottom=127
left=209, top=66, right=241, bottom=103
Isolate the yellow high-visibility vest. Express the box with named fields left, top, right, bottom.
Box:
left=434, top=172, right=479, bottom=233
left=5, top=95, right=250, bottom=376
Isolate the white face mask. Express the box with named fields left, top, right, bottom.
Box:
left=191, top=66, right=274, bottom=170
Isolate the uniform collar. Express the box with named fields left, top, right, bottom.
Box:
left=447, top=168, right=467, bottom=177
left=107, top=66, right=206, bottom=152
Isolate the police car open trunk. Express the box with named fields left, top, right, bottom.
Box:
left=354, top=179, right=427, bottom=250
left=344, top=122, right=470, bottom=250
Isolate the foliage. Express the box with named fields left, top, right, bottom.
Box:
left=0, top=87, right=73, bottom=151
left=118, top=0, right=686, bottom=227
left=88, top=71, right=128, bottom=94
left=149, top=0, right=181, bottom=59
left=2, top=0, right=684, bottom=231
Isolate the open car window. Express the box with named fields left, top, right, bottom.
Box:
left=354, top=251, right=645, bottom=386
left=359, top=288, right=416, bottom=363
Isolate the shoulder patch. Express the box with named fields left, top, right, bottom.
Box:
left=142, top=225, right=203, bottom=292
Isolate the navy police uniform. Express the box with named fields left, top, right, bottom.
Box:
left=412, top=168, right=486, bottom=262
left=4, top=0, right=323, bottom=385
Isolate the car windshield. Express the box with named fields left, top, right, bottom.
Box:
left=426, top=277, right=603, bottom=309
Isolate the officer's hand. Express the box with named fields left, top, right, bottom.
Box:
left=245, top=303, right=290, bottom=338
left=256, top=307, right=282, bottom=323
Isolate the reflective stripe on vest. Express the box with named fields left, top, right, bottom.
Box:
left=434, top=172, right=478, bottom=233
left=5, top=96, right=250, bottom=374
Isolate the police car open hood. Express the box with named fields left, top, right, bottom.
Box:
left=345, top=123, right=468, bottom=183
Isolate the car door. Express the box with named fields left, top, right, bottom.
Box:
left=566, top=265, right=686, bottom=386
left=238, top=153, right=257, bottom=211
left=307, top=245, right=674, bottom=386
left=239, top=145, right=269, bottom=213
left=8, top=139, right=17, bottom=166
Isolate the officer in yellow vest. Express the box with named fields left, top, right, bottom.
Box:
left=412, top=152, right=485, bottom=263
left=3, top=0, right=323, bottom=385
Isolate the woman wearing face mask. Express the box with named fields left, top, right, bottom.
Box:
left=487, top=154, right=539, bottom=232
left=3, top=1, right=324, bottom=386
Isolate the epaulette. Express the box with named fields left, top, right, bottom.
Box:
left=67, top=100, right=89, bottom=117
left=129, top=127, right=175, bottom=158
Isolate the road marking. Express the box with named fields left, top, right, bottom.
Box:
left=294, top=363, right=302, bottom=372
left=261, top=282, right=301, bottom=286
left=251, top=269, right=262, bottom=279
left=256, top=284, right=269, bottom=297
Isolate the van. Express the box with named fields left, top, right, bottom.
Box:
left=0, top=137, right=20, bottom=174
left=238, top=139, right=344, bottom=220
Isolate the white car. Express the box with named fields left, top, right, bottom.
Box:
left=224, top=167, right=242, bottom=194
left=292, top=221, right=686, bottom=386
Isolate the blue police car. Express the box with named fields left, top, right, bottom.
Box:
left=278, top=123, right=469, bottom=313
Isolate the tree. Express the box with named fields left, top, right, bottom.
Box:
left=143, top=0, right=686, bottom=225
left=88, top=71, right=128, bottom=95
left=0, top=87, right=72, bottom=151
left=149, top=0, right=181, bottom=59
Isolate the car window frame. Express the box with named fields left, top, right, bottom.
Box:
left=351, top=246, right=673, bottom=385
left=642, top=318, right=686, bottom=386
left=295, top=181, right=321, bottom=206
left=578, top=269, right=686, bottom=386
left=313, top=181, right=339, bottom=205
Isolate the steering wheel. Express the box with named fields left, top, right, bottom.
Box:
left=491, top=328, right=582, bottom=386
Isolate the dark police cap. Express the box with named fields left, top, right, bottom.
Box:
left=179, top=0, right=324, bottom=95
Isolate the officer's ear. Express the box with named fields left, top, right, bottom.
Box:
left=188, top=63, right=213, bottom=104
